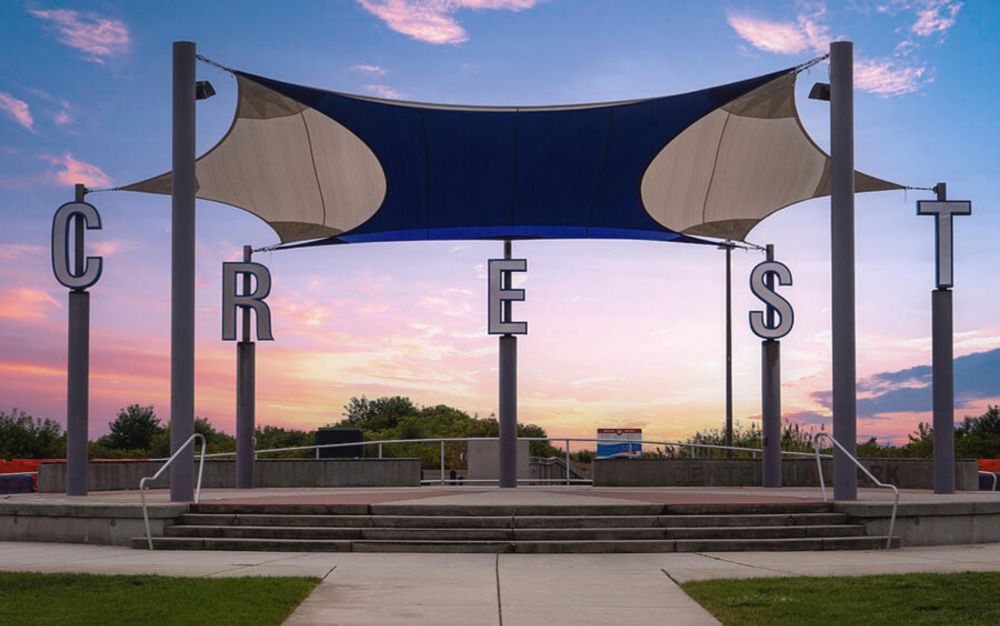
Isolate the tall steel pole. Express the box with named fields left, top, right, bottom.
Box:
left=724, top=244, right=734, bottom=458
left=498, top=240, right=518, bottom=488
left=170, top=41, right=196, bottom=502
left=236, top=245, right=256, bottom=488
left=761, top=246, right=781, bottom=487
left=932, top=183, right=955, bottom=494
left=830, top=41, right=858, bottom=500
left=66, top=183, right=89, bottom=496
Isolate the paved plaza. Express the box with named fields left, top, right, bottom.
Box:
left=5, top=486, right=1000, bottom=624
left=3, top=540, right=1000, bottom=625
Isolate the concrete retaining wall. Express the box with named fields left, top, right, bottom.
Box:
left=38, top=458, right=421, bottom=492
left=837, top=501, right=1000, bottom=546
left=0, top=501, right=187, bottom=546
left=592, top=458, right=979, bottom=490
left=466, top=440, right=530, bottom=481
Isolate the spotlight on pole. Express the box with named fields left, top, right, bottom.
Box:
left=808, top=82, right=831, bottom=102
left=195, top=80, right=216, bottom=101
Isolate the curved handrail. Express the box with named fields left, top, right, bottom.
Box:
left=140, top=433, right=206, bottom=550
left=812, top=432, right=898, bottom=550
left=979, top=470, right=998, bottom=492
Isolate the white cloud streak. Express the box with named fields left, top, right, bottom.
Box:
left=0, top=93, right=34, bottom=131
left=726, top=3, right=945, bottom=97
left=357, top=0, right=538, bottom=45
left=30, top=9, right=130, bottom=64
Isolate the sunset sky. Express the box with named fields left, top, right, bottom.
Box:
left=1, top=1, right=998, bottom=446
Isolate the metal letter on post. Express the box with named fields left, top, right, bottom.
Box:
left=916, top=199, right=972, bottom=288
left=222, top=262, right=274, bottom=341
left=488, top=258, right=527, bottom=335
left=749, top=260, right=794, bottom=340
left=52, top=202, right=103, bottom=290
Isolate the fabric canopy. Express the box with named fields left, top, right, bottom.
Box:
left=124, top=60, right=901, bottom=245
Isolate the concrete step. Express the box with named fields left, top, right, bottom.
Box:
left=673, top=536, right=899, bottom=552
left=165, top=523, right=867, bottom=542
left=664, top=525, right=867, bottom=540
left=656, top=512, right=849, bottom=527
left=134, top=535, right=898, bottom=553
left=188, top=502, right=833, bottom=517
left=175, top=511, right=849, bottom=530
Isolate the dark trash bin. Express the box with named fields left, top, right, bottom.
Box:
left=315, top=428, right=364, bottom=459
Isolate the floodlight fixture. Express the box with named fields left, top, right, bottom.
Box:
left=809, top=82, right=831, bottom=101
left=196, top=80, right=216, bottom=101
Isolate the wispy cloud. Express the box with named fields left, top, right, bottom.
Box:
left=0, top=287, right=61, bottom=321
left=40, top=153, right=112, bottom=187
left=727, top=14, right=813, bottom=54
left=0, top=93, right=34, bottom=131
left=854, top=57, right=927, bottom=96
left=911, top=1, right=963, bottom=36
left=363, top=83, right=403, bottom=99
left=30, top=8, right=130, bottom=64
left=351, top=64, right=388, bottom=76
left=0, top=244, right=45, bottom=261
left=726, top=3, right=941, bottom=97
left=53, top=107, right=72, bottom=125
left=357, top=0, right=538, bottom=45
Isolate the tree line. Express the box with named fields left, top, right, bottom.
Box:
left=4, top=401, right=999, bottom=463
left=0, top=396, right=562, bottom=469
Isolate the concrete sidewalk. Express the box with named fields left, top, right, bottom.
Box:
left=4, top=541, right=1000, bottom=625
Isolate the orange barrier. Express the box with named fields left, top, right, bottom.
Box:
left=978, top=459, right=1000, bottom=472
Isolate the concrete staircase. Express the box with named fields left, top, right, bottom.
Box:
left=133, top=502, right=898, bottom=552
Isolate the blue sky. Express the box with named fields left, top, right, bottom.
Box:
left=1, top=1, right=998, bottom=444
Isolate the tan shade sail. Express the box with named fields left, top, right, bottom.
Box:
left=124, top=61, right=902, bottom=246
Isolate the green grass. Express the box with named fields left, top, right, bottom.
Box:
left=683, top=572, right=1000, bottom=626
left=0, top=571, right=320, bottom=625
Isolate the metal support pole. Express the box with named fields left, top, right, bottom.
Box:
left=725, top=244, right=734, bottom=458
left=830, top=40, right=858, bottom=501
left=761, top=244, right=781, bottom=487
left=932, top=184, right=955, bottom=494
left=565, top=439, right=571, bottom=485
left=762, top=339, right=781, bottom=487
left=498, top=240, right=518, bottom=488
left=66, top=184, right=89, bottom=496
left=66, top=294, right=89, bottom=496
left=440, top=440, right=446, bottom=485
left=170, top=41, right=196, bottom=502
left=499, top=335, right=517, bottom=487
left=236, top=244, right=255, bottom=489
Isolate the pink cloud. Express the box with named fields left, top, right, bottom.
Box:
left=727, top=14, right=812, bottom=54
left=912, top=1, right=962, bottom=36
left=855, top=57, right=926, bottom=96
left=30, top=9, right=130, bottom=64
left=40, top=153, right=113, bottom=188
left=352, top=64, right=387, bottom=76
left=363, top=83, right=402, bottom=99
left=357, top=0, right=537, bottom=45
left=727, top=6, right=929, bottom=97
left=0, top=244, right=45, bottom=261
left=54, top=107, right=72, bottom=126
left=91, top=240, right=128, bottom=257
left=0, top=287, right=61, bottom=321
left=0, top=93, right=34, bottom=131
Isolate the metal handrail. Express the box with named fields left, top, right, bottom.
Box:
left=812, top=432, right=898, bottom=550
left=191, top=436, right=831, bottom=462
left=139, top=433, right=206, bottom=550
left=979, top=471, right=998, bottom=492
left=173, top=435, right=831, bottom=488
